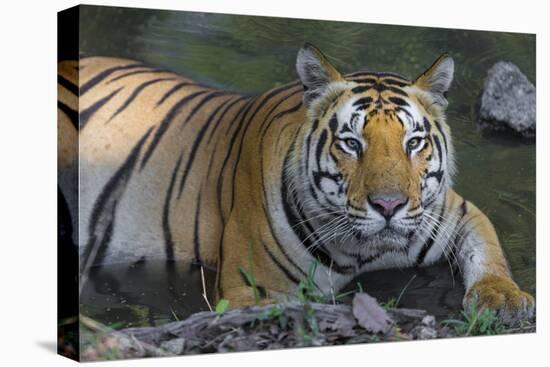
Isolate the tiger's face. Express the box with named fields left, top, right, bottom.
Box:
left=295, top=44, right=455, bottom=250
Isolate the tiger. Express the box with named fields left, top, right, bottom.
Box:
left=58, top=43, right=534, bottom=324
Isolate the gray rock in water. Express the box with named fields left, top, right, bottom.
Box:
left=478, top=61, right=536, bottom=138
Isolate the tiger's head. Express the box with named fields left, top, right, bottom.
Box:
left=291, top=43, right=455, bottom=251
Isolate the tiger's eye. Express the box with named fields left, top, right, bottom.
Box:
left=407, top=137, right=422, bottom=151
left=344, top=138, right=361, bottom=152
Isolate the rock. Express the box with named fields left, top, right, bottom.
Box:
left=421, top=315, right=436, bottom=328
left=160, top=338, right=185, bottom=355
left=478, top=61, right=536, bottom=138
left=410, top=325, right=438, bottom=339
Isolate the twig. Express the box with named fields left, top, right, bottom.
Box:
left=80, top=315, right=113, bottom=333
left=200, top=265, right=213, bottom=312
left=169, top=305, right=180, bottom=321
left=395, top=274, right=417, bottom=308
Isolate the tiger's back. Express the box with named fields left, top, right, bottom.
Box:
left=58, top=57, right=288, bottom=269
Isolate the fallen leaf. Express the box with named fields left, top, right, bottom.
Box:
left=352, top=293, right=393, bottom=334
left=318, top=313, right=357, bottom=337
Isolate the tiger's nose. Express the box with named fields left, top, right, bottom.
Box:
left=368, top=193, right=408, bottom=219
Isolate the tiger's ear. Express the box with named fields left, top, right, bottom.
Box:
left=414, top=54, right=454, bottom=108
left=296, top=43, right=343, bottom=106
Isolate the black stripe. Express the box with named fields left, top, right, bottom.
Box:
left=351, top=77, right=377, bottom=84
left=162, top=151, right=184, bottom=261
left=109, top=78, right=175, bottom=122
left=415, top=232, right=435, bottom=266
left=282, top=146, right=352, bottom=275
left=403, top=212, right=424, bottom=220
left=214, top=98, right=256, bottom=216
left=346, top=71, right=374, bottom=77
left=329, top=149, right=341, bottom=164
left=426, top=170, right=444, bottom=182
left=388, top=96, right=409, bottom=106
left=328, top=113, right=338, bottom=134
left=227, top=84, right=301, bottom=210
left=412, top=123, right=424, bottom=132
left=395, top=106, right=413, bottom=121
left=82, top=126, right=154, bottom=268
left=58, top=101, right=78, bottom=129
left=340, top=123, right=352, bottom=134
left=433, top=120, right=448, bottom=154
left=182, top=91, right=234, bottom=126
left=79, top=87, right=123, bottom=129
left=58, top=75, right=78, bottom=95
left=311, top=119, right=320, bottom=133
left=206, top=96, right=249, bottom=145
left=348, top=202, right=365, bottom=213
left=372, top=71, right=408, bottom=79
left=315, top=130, right=328, bottom=169
left=394, top=112, right=406, bottom=128
left=193, top=193, right=202, bottom=264
left=177, top=97, right=234, bottom=197
left=80, top=63, right=144, bottom=95
left=352, top=85, right=370, bottom=94
left=243, top=83, right=302, bottom=138
left=453, top=201, right=471, bottom=250
left=201, top=96, right=248, bottom=268
left=382, top=78, right=410, bottom=87
left=257, top=131, right=309, bottom=280
left=140, top=90, right=209, bottom=169
left=261, top=239, right=300, bottom=284
left=156, top=82, right=195, bottom=106
left=423, top=117, right=432, bottom=132
left=347, top=71, right=410, bottom=81
left=388, top=86, right=409, bottom=97
left=358, top=253, right=385, bottom=267
left=373, top=83, right=389, bottom=93
left=258, top=88, right=303, bottom=137
left=461, top=200, right=468, bottom=215
left=347, top=213, right=368, bottom=221
left=303, top=118, right=321, bottom=174
left=340, top=248, right=388, bottom=267
left=260, top=199, right=308, bottom=279
left=352, top=96, right=373, bottom=108
left=417, top=140, right=430, bottom=154
left=106, top=68, right=169, bottom=83
left=415, top=205, right=445, bottom=265
left=312, top=171, right=343, bottom=192
left=433, top=135, right=444, bottom=168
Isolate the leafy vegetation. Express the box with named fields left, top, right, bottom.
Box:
left=215, top=299, right=230, bottom=315
left=443, top=300, right=505, bottom=336
left=238, top=266, right=261, bottom=305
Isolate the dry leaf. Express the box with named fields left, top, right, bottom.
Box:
left=352, top=293, right=393, bottom=334
left=318, top=313, right=357, bottom=337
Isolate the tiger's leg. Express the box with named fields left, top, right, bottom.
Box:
left=215, top=213, right=291, bottom=308
left=450, top=191, right=534, bottom=324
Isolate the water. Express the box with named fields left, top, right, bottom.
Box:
left=78, top=5, right=536, bottom=328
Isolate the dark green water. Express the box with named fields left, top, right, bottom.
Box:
left=78, top=5, right=536, bottom=328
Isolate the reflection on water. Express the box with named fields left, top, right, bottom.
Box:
left=81, top=261, right=216, bottom=328
left=78, top=5, right=536, bottom=327
left=81, top=260, right=462, bottom=329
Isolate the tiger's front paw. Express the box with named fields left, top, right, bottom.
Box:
left=221, top=286, right=276, bottom=308
left=464, top=274, right=534, bottom=325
